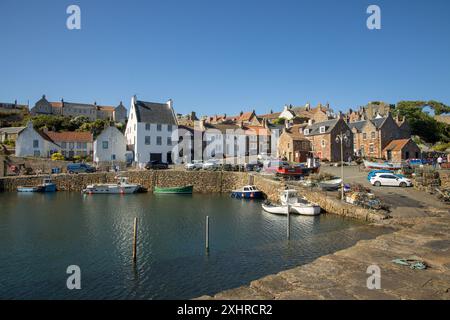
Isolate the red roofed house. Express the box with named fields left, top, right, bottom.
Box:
left=382, top=138, right=420, bottom=162
left=45, top=131, right=93, bottom=158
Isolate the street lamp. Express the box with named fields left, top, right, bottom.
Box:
left=335, top=130, right=350, bottom=200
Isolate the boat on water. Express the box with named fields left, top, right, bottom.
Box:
left=261, top=202, right=290, bottom=215
left=231, top=185, right=263, bottom=199
left=318, top=178, right=342, bottom=191
left=154, top=185, right=193, bottom=194
left=363, top=160, right=402, bottom=171
left=17, top=177, right=57, bottom=193
left=82, top=177, right=141, bottom=194
left=279, top=189, right=321, bottom=216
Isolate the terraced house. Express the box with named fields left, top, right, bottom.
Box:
left=44, top=131, right=93, bottom=158
left=348, top=113, right=411, bottom=159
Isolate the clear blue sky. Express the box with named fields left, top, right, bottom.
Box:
left=1, top=0, right=449, bottom=116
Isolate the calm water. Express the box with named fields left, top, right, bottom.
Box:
left=0, top=192, right=387, bottom=299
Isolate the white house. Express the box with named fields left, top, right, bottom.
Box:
left=15, top=121, right=60, bottom=158
left=93, top=126, right=127, bottom=163
left=125, top=96, right=178, bottom=166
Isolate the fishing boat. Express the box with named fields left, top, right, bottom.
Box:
left=231, top=185, right=263, bottom=199
left=154, top=185, right=193, bottom=194
left=82, top=176, right=141, bottom=194
left=363, top=160, right=402, bottom=171
left=17, top=177, right=56, bottom=193
left=318, top=178, right=342, bottom=191
left=279, top=189, right=321, bottom=216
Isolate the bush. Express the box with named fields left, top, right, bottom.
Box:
left=51, top=152, right=65, bottom=161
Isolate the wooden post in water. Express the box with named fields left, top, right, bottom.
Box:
left=287, top=204, right=291, bottom=240
left=205, top=216, right=210, bottom=251
left=132, top=217, right=138, bottom=263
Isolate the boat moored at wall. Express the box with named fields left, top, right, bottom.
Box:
left=82, top=177, right=142, bottom=194
left=231, top=185, right=264, bottom=199
left=154, top=185, right=193, bottom=194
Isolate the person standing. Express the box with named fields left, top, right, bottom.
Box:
left=437, top=155, right=443, bottom=169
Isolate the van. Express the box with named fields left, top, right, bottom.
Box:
left=67, top=163, right=96, bottom=174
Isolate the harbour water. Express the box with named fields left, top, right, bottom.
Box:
left=0, top=192, right=389, bottom=299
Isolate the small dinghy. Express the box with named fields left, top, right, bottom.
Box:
left=318, top=178, right=342, bottom=191
left=154, top=185, right=193, bottom=194
left=261, top=202, right=290, bottom=215
left=17, top=186, right=44, bottom=193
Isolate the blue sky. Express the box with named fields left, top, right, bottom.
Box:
left=0, top=0, right=449, bottom=116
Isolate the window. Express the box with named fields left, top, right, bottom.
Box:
left=61, top=142, right=67, bottom=149
left=69, top=142, right=74, bottom=149
left=167, top=137, right=172, bottom=146
left=369, top=144, right=374, bottom=153
left=33, top=150, right=40, bottom=157
left=363, top=133, right=367, bottom=140
left=157, top=136, right=162, bottom=145
left=102, top=141, right=109, bottom=149
left=371, top=132, right=376, bottom=139
left=168, top=124, right=172, bottom=132
left=157, top=124, right=162, bottom=131
left=304, top=129, right=309, bottom=135
left=321, top=140, right=326, bottom=147
left=33, top=140, right=39, bottom=148
left=145, top=123, right=150, bottom=131
left=77, top=142, right=83, bottom=149
left=111, top=154, right=116, bottom=160
left=145, top=136, right=151, bottom=145
left=319, top=126, right=326, bottom=133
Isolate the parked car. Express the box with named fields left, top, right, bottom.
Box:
left=185, top=160, right=203, bottom=170
left=145, top=160, right=169, bottom=170
left=67, top=163, right=96, bottom=174
left=370, top=173, right=412, bottom=188
left=367, top=170, right=405, bottom=181
left=202, top=159, right=220, bottom=170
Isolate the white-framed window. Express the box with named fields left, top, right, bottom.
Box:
left=304, top=129, right=309, bottom=135
left=102, top=141, right=108, bottom=149
left=156, top=136, right=162, bottom=145
left=33, top=140, right=39, bottom=148
left=319, top=126, right=326, bottom=134
left=168, top=124, right=172, bottom=132
left=145, top=123, right=150, bottom=131
left=167, top=137, right=172, bottom=146
left=321, top=139, right=326, bottom=147
left=145, top=136, right=151, bottom=145
left=157, top=124, right=162, bottom=131
left=363, top=133, right=367, bottom=140
left=369, top=144, right=374, bottom=153
left=371, top=132, right=376, bottom=139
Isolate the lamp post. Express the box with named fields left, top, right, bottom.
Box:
left=336, top=131, right=349, bottom=200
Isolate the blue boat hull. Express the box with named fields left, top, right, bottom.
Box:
left=231, top=191, right=263, bottom=199
left=42, top=184, right=57, bottom=192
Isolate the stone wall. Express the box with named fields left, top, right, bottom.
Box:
left=0, top=170, right=250, bottom=193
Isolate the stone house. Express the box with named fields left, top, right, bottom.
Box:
left=45, top=131, right=93, bottom=158
left=30, top=95, right=127, bottom=123
left=383, top=139, right=420, bottom=162
left=93, top=126, right=127, bottom=163
left=125, top=96, right=178, bottom=166
left=277, top=124, right=311, bottom=162
left=15, top=122, right=60, bottom=158
left=303, top=118, right=353, bottom=162
left=348, top=113, right=410, bottom=159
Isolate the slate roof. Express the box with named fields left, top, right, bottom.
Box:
left=304, top=119, right=339, bottom=135
left=348, top=117, right=387, bottom=132
left=134, top=100, right=177, bottom=125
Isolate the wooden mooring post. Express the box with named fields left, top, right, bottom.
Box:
left=132, top=217, right=138, bottom=263
left=205, top=216, right=210, bottom=252
left=287, top=204, right=291, bottom=240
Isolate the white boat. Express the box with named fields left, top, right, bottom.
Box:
left=262, top=202, right=290, bottom=215
left=363, top=160, right=402, bottom=170
left=82, top=177, right=141, bottom=194
left=279, top=189, right=321, bottom=216
left=318, top=178, right=342, bottom=190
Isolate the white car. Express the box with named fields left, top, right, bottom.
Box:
left=202, top=159, right=220, bottom=170
left=370, top=173, right=412, bottom=188
left=185, top=160, right=203, bottom=170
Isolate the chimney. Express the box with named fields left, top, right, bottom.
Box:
left=262, top=118, right=268, bottom=128
left=42, top=94, right=46, bottom=99
left=239, top=121, right=244, bottom=129
left=283, top=105, right=289, bottom=111
left=240, top=111, right=243, bottom=117
left=308, top=119, right=314, bottom=126
left=191, top=111, right=197, bottom=120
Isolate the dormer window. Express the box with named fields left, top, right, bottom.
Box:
left=319, top=126, right=326, bottom=134
left=304, top=129, right=309, bottom=135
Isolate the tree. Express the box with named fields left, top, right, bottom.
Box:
left=51, top=152, right=65, bottom=161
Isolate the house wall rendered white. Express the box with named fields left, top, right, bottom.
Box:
left=94, top=126, right=127, bottom=162
left=15, top=123, right=60, bottom=158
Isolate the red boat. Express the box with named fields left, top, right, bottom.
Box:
left=276, top=165, right=319, bottom=178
